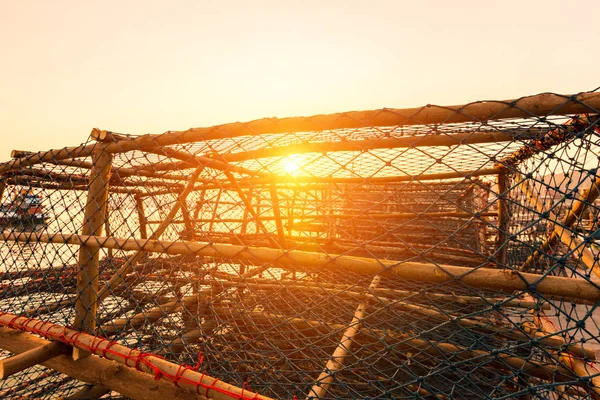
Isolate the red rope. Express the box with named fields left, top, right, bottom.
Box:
left=0, top=312, right=266, bottom=400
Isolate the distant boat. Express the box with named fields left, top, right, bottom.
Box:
left=0, top=189, right=50, bottom=226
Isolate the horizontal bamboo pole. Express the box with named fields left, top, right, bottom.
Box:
left=212, top=272, right=548, bottom=310
left=3, top=92, right=598, bottom=174
left=0, top=328, right=208, bottom=400
left=220, top=130, right=543, bottom=163
left=0, top=341, right=69, bottom=379
left=3, top=175, right=142, bottom=195
left=10, top=150, right=188, bottom=182
left=197, top=168, right=501, bottom=190
left=135, top=177, right=490, bottom=198
left=100, top=293, right=208, bottom=335
left=3, top=231, right=600, bottom=303
left=153, top=211, right=498, bottom=224
left=96, top=91, right=600, bottom=153
left=0, top=143, right=98, bottom=174
left=142, top=146, right=266, bottom=178
left=0, top=313, right=272, bottom=400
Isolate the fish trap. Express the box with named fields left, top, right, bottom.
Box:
left=0, top=90, right=599, bottom=399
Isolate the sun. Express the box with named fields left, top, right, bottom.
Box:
left=284, top=160, right=300, bottom=174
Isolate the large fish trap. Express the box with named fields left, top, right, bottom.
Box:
left=0, top=90, right=599, bottom=399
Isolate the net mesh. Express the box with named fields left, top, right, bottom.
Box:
left=0, top=90, right=599, bottom=399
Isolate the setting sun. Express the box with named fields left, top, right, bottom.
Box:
left=284, top=159, right=299, bottom=174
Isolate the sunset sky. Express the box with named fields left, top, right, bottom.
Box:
left=1, top=0, right=598, bottom=160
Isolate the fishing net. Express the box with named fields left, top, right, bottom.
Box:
left=0, top=90, right=599, bottom=399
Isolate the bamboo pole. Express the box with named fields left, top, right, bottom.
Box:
left=0, top=328, right=210, bottom=400
left=64, top=385, right=111, bottom=400
left=104, top=209, right=113, bottom=259
left=218, top=130, right=544, bottom=163
left=212, top=272, right=548, bottom=310
left=135, top=175, right=497, bottom=199
left=135, top=195, right=148, bottom=240
left=209, top=188, right=222, bottom=233
left=197, top=167, right=501, bottom=191
left=308, top=275, right=380, bottom=398
left=496, top=170, right=510, bottom=265
left=520, top=171, right=600, bottom=272
left=3, top=92, right=599, bottom=174
left=181, top=200, right=194, bottom=239
left=517, top=174, right=600, bottom=278
left=270, top=184, right=287, bottom=247
left=0, top=314, right=272, bottom=400
left=224, top=170, right=279, bottom=248
left=4, top=231, right=600, bottom=302
left=0, top=341, right=70, bottom=379
left=73, top=148, right=112, bottom=359
left=96, top=166, right=203, bottom=300
left=100, top=293, right=209, bottom=335
left=143, top=146, right=265, bottom=178
left=10, top=150, right=190, bottom=182
left=163, top=211, right=498, bottom=224
left=92, top=91, right=600, bottom=153
left=554, top=227, right=600, bottom=278
left=2, top=175, right=140, bottom=195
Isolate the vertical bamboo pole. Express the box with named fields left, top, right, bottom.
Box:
left=134, top=194, right=148, bottom=240
left=73, top=148, right=112, bottom=359
left=0, top=180, right=5, bottom=204
left=240, top=187, right=253, bottom=236
left=496, top=170, right=510, bottom=266
left=192, top=189, right=206, bottom=220
left=270, top=184, right=287, bottom=248
left=103, top=206, right=113, bottom=259
left=181, top=200, right=194, bottom=240
left=288, top=189, right=297, bottom=236
left=208, top=189, right=222, bottom=233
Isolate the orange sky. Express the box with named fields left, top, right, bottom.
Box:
left=1, top=0, right=598, bottom=160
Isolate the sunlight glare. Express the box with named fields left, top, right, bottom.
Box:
left=284, top=160, right=300, bottom=174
